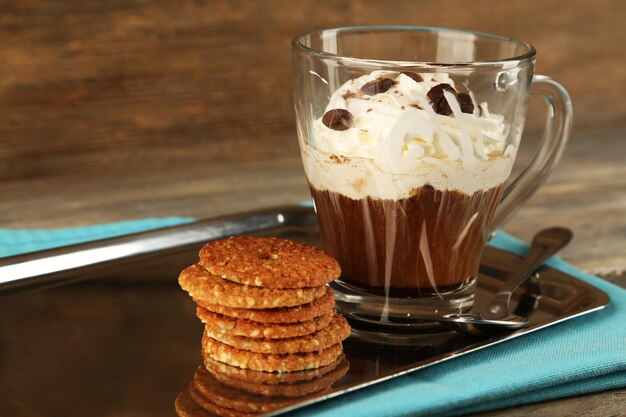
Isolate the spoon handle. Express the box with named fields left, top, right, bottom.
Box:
left=481, top=227, right=573, bottom=321
left=498, top=227, right=573, bottom=298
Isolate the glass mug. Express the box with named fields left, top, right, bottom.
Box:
left=291, top=27, right=572, bottom=328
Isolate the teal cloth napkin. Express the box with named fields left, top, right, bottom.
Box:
left=0, top=217, right=195, bottom=258
left=1, top=218, right=624, bottom=416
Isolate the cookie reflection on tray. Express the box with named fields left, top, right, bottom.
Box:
left=175, top=356, right=349, bottom=416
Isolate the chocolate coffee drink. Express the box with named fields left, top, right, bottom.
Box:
left=299, top=70, right=516, bottom=302
left=311, top=184, right=503, bottom=297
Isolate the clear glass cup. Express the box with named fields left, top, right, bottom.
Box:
left=291, top=27, right=572, bottom=328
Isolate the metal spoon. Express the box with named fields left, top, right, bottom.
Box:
left=441, top=227, right=573, bottom=335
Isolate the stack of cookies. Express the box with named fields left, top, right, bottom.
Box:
left=177, top=236, right=350, bottom=415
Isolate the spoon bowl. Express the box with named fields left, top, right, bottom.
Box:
left=439, top=227, right=573, bottom=336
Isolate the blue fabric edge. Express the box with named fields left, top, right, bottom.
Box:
left=0, top=217, right=196, bottom=258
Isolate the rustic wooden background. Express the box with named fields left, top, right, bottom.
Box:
left=0, top=0, right=624, bottom=182
left=0, top=0, right=624, bottom=271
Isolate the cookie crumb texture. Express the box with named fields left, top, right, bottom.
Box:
left=198, top=307, right=334, bottom=339
left=204, top=313, right=350, bottom=354
left=202, top=333, right=344, bottom=373
left=198, top=236, right=341, bottom=288
left=179, top=264, right=326, bottom=309
left=194, top=286, right=335, bottom=324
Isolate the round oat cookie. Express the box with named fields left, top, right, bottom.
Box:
left=194, top=285, right=335, bottom=323
left=202, top=333, right=344, bottom=372
left=209, top=357, right=349, bottom=397
left=193, top=366, right=296, bottom=413
left=203, top=355, right=343, bottom=386
left=204, top=313, right=350, bottom=354
left=174, top=389, right=215, bottom=417
left=188, top=384, right=256, bottom=417
left=197, top=307, right=334, bottom=339
left=179, top=264, right=326, bottom=309
left=198, top=236, right=340, bottom=289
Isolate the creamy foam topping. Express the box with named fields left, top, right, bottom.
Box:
left=302, top=70, right=517, bottom=199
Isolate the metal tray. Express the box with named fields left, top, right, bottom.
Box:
left=0, top=206, right=610, bottom=417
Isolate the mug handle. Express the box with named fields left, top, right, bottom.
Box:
left=491, top=75, right=573, bottom=231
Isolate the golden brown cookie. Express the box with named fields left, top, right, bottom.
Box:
left=202, top=333, right=344, bottom=372
left=188, top=384, right=256, bottom=417
left=179, top=264, right=326, bottom=309
left=197, top=307, right=334, bottom=339
left=209, top=357, right=349, bottom=397
left=194, top=286, right=335, bottom=323
left=174, top=389, right=215, bottom=417
left=198, top=236, right=340, bottom=289
left=193, top=366, right=296, bottom=414
left=202, top=355, right=343, bottom=386
left=204, top=313, right=350, bottom=354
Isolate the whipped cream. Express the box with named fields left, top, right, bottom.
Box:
left=301, top=70, right=517, bottom=199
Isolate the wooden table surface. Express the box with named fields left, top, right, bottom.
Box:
left=1, top=0, right=625, bottom=415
